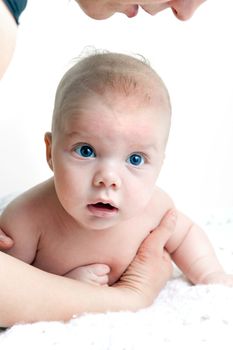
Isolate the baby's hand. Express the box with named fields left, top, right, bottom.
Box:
left=64, top=263, right=110, bottom=286
left=201, top=271, right=233, bottom=287
left=0, top=228, right=14, bottom=250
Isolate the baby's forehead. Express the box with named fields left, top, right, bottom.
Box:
left=52, top=53, right=171, bottom=131
left=64, top=79, right=168, bottom=119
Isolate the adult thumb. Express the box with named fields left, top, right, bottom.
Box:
left=137, top=209, right=177, bottom=260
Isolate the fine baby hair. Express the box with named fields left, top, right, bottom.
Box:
left=51, top=50, right=171, bottom=136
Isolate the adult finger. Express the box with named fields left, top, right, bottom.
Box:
left=137, top=209, right=177, bottom=260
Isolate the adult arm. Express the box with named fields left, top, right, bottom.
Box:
left=0, top=209, right=175, bottom=327
left=0, top=0, right=17, bottom=79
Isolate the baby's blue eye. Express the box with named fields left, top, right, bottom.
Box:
left=127, top=153, right=144, bottom=166
left=74, top=144, right=96, bottom=158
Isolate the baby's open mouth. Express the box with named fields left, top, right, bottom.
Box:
left=87, top=202, right=118, bottom=216
left=93, top=202, right=115, bottom=210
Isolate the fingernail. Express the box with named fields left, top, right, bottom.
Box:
left=0, top=234, right=10, bottom=242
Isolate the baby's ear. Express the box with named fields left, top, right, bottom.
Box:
left=44, top=132, right=53, bottom=171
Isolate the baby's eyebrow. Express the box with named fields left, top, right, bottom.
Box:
left=65, top=131, right=80, bottom=137
left=65, top=130, right=89, bottom=139
left=131, top=143, right=160, bottom=152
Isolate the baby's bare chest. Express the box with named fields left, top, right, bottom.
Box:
left=33, top=213, right=160, bottom=284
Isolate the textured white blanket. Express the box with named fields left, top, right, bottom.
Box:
left=1, top=196, right=233, bottom=349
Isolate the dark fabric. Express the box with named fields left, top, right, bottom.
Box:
left=3, top=0, right=27, bottom=24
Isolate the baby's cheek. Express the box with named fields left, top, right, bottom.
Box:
left=130, top=190, right=152, bottom=214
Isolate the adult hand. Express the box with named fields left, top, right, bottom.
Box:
left=113, top=209, right=176, bottom=309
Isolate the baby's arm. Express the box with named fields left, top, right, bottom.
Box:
left=166, top=211, right=231, bottom=285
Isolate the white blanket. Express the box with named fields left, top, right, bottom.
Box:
left=1, top=197, right=233, bottom=349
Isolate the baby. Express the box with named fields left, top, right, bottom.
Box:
left=0, top=51, right=232, bottom=287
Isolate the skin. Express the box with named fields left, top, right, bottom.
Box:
left=0, top=0, right=205, bottom=326
left=1, top=73, right=232, bottom=288
left=75, top=0, right=206, bottom=20
left=0, top=0, right=17, bottom=79
left=0, top=0, right=206, bottom=78
left=0, top=212, right=175, bottom=326
left=49, top=93, right=166, bottom=232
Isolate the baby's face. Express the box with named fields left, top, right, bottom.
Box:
left=76, top=0, right=205, bottom=20
left=49, top=92, right=168, bottom=230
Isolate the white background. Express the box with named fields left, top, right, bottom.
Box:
left=0, top=0, right=233, bottom=219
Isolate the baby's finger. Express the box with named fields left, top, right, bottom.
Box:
left=0, top=229, right=14, bottom=250
left=93, top=274, right=110, bottom=286
left=87, top=263, right=111, bottom=276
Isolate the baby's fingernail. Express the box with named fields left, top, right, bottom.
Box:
left=103, top=265, right=111, bottom=273
left=0, top=234, right=11, bottom=242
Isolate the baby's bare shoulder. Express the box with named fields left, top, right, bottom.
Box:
left=0, top=179, right=53, bottom=231
left=143, top=186, right=175, bottom=229
left=151, top=186, right=175, bottom=213
left=0, top=179, right=55, bottom=263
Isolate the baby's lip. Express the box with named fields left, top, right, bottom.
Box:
left=89, top=200, right=118, bottom=210
left=87, top=201, right=119, bottom=217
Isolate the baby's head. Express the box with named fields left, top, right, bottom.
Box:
left=46, top=51, right=172, bottom=229
left=51, top=51, right=171, bottom=148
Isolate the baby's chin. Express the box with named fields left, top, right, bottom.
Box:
left=78, top=219, right=117, bottom=231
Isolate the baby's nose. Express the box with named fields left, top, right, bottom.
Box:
left=93, top=169, right=121, bottom=189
